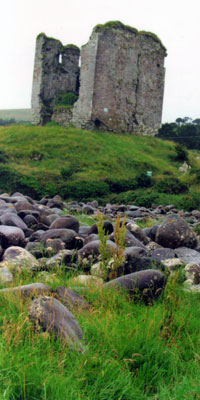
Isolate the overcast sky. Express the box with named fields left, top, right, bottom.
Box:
left=0, top=0, right=200, bottom=123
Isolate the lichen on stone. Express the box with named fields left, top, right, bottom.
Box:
left=139, top=31, right=166, bottom=51
left=36, top=32, right=46, bottom=40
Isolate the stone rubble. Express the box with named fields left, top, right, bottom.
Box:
left=0, top=192, right=199, bottom=347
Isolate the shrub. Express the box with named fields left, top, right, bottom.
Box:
left=0, top=150, right=9, bottom=163
left=97, top=212, right=126, bottom=280
left=54, top=92, right=78, bottom=107
left=60, top=163, right=81, bottom=180
left=106, top=179, right=137, bottom=193
left=60, top=181, right=109, bottom=201
left=136, top=172, right=152, bottom=188
left=175, top=143, right=189, bottom=162
left=154, top=177, right=188, bottom=194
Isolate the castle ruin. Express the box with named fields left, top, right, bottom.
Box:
left=31, top=21, right=167, bottom=135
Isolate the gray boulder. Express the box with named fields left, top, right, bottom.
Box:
left=0, top=226, right=25, bottom=248
left=0, top=212, right=28, bottom=232
left=155, top=215, right=197, bottom=249
left=126, top=222, right=150, bottom=245
left=0, top=267, right=13, bottom=283
left=110, top=229, right=145, bottom=249
left=151, top=248, right=175, bottom=262
left=28, top=296, right=84, bottom=351
left=55, top=286, right=89, bottom=310
left=2, top=246, right=39, bottom=271
left=45, top=250, right=77, bottom=269
left=174, top=247, right=200, bottom=264
left=0, top=283, right=51, bottom=297
left=88, top=221, right=113, bottom=235
left=49, top=215, right=79, bottom=233
left=41, top=229, right=77, bottom=249
left=78, top=239, right=117, bottom=259
left=104, top=269, right=166, bottom=303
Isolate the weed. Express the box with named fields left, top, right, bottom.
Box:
left=97, top=212, right=126, bottom=280
left=109, top=212, right=126, bottom=279
left=96, top=212, right=111, bottom=279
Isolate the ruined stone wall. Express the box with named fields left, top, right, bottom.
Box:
left=51, top=107, right=73, bottom=126
left=31, top=33, right=80, bottom=124
left=73, top=22, right=166, bottom=135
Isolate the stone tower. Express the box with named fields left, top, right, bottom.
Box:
left=73, top=21, right=167, bottom=135
left=31, top=33, right=80, bottom=124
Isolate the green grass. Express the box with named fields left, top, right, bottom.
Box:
left=0, top=124, right=199, bottom=209
left=0, top=267, right=200, bottom=399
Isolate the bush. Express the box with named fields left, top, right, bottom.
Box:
left=54, top=92, right=78, bottom=107
left=154, top=177, right=188, bottom=194
left=136, top=172, right=152, bottom=188
left=175, top=143, right=189, bottom=162
left=0, top=150, right=9, bottom=163
left=106, top=179, right=137, bottom=193
left=60, top=163, right=81, bottom=180
left=60, top=181, right=109, bottom=201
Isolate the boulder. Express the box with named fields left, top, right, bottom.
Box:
left=110, top=229, right=145, bottom=249
left=185, top=262, right=200, bottom=284
left=151, top=248, right=175, bottom=262
left=78, top=240, right=117, bottom=260
left=155, top=215, right=197, bottom=249
left=28, top=296, right=84, bottom=351
left=0, top=212, right=28, bottom=232
left=0, top=283, right=51, bottom=297
left=0, top=226, right=25, bottom=248
left=162, top=258, right=183, bottom=270
left=41, top=229, right=77, bottom=249
left=72, top=274, right=103, bottom=287
left=2, top=246, right=39, bottom=271
left=15, top=201, right=36, bottom=212
left=23, top=214, right=38, bottom=227
left=174, top=247, right=200, bottom=264
left=83, top=234, right=99, bottom=246
left=126, top=222, right=150, bottom=245
left=55, top=286, right=89, bottom=310
left=49, top=215, right=79, bottom=233
left=25, top=241, right=45, bottom=258
left=104, top=269, right=166, bottom=303
left=0, top=267, right=13, bottom=283
left=45, top=250, right=77, bottom=269
left=45, top=238, right=65, bottom=254
left=88, top=221, right=113, bottom=235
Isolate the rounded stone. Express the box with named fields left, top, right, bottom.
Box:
left=2, top=246, right=39, bottom=271
left=49, top=215, right=79, bottom=233
left=104, top=269, right=166, bottom=302
left=0, top=226, right=25, bottom=248
left=28, top=296, right=84, bottom=351
left=0, top=212, right=28, bottom=232
left=41, top=229, right=77, bottom=249
left=155, top=215, right=197, bottom=249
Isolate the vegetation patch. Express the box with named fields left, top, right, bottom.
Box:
left=54, top=92, right=78, bottom=107
left=0, top=125, right=199, bottom=209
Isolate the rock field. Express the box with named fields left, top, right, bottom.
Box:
left=0, top=191, right=200, bottom=350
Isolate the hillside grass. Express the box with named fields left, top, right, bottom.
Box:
left=0, top=124, right=199, bottom=209
left=0, top=266, right=200, bottom=399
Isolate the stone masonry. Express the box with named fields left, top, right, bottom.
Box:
left=31, top=22, right=167, bottom=135
left=73, top=22, right=167, bottom=134
left=31, top=33, right=80, bottom=124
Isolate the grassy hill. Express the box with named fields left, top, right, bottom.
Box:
left=0, top=109, right=32, bottom=122
left=0, top=124, right=199, bottom=209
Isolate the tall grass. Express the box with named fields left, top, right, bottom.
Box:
left=0, top=267, right=200, bottom=399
